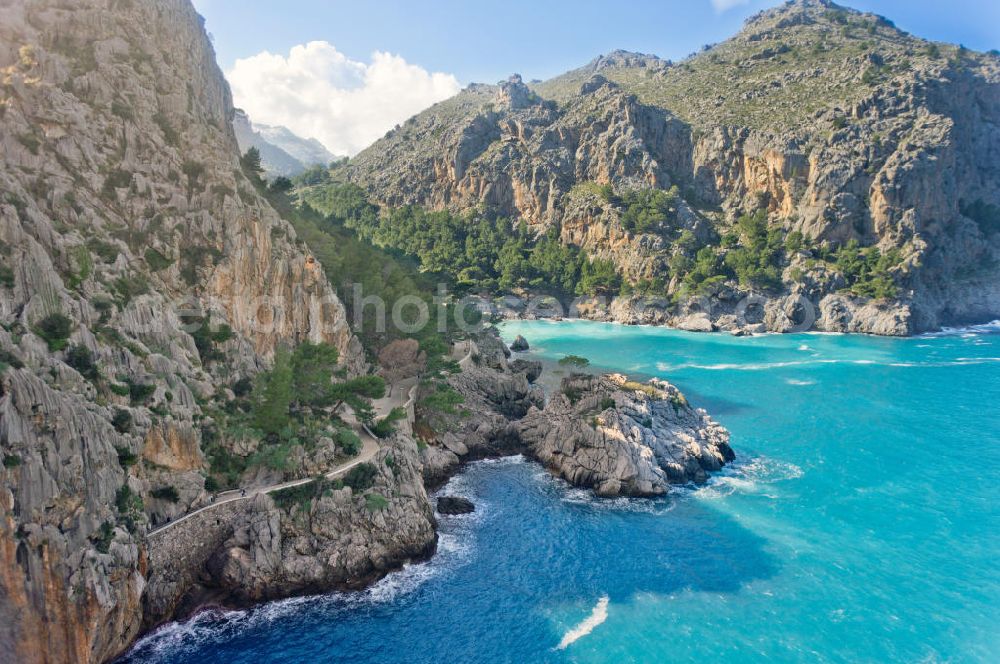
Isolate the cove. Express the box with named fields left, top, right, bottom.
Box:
left=120, top=320, right=1000, bottom=663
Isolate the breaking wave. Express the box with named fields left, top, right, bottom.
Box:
left=556, top=596, right=610, bottom=650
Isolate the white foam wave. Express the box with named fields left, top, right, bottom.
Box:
left=559, top=485, right=676, bottom=515
left=786, top=378, right=815, bottom=386
left=556, top=596, right=610, bottom=650
left=657, top=356, right=1000, bottom=372
left=685, top=455, right=804, bottom=500
left=921, top=320, right=1000, bottom=337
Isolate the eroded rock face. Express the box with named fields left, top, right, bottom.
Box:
left=0, top=1, right=363, bottom=662
left=517, top=374, right=734, bottom=496
left=196, top=435, right=435, bottom=605
left=417, top=329, right=542, bottom=486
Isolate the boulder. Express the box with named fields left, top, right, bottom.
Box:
left=510, top=359, right=543, bottom=383
left=436, top=496, right=475, bottom=515
left=510, top=335, right=530, bottom=351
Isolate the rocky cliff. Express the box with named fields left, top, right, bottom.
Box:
left=0, top=1, right=367, bottom=662
left=144, top=433, right=435, bottom=623
left=336, top=0, right=1000, bottom=334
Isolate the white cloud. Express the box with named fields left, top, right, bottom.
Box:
left=710, top=0, right=750, bottom=12
left=227, top=41, right=461, bottom=156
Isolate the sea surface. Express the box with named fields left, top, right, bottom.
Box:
left=121, top=320, right=1000, bottom=663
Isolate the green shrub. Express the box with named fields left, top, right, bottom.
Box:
left=558, top=355, right=590, bottom=368
left=127, top=380, right=155, bottom=405
left=65, top=344, right=99, bottom=380
left=343, top=462, right=378, bottom=492
left=34, top=313, right=73, bottom=351
left=101, top=169, right=132, bottom=198
left=87, top=238, right=120, bottom=263
left=0, top=348, right=24, bottom=371
left=204, top=475, right=220, bottom=492
left=112, top=274, right=151, bottom=307
left=0, top=265, right=14, bottom=287
left=190, top=319, right=231, bottom=365
left=420, top=384, right=465, bottom=415
left=232, top=376, right=253, bottom=397
left=722, top=210, right=784, bottom=291
left=115, top=446, right=137, bottom=467
left=337, top=428, right=362, bottom=456
left=150, top=486, right=180, bottom=503
left=833, top=240, right=901, bottom=299
left=371, top=407, right=406, bottom=439
left=152, top=112, right=179, bottom=146
left=109, top=382, right=130, bottom=397
left=3, top=454, right=22, bottom=468
left=563, top=386, right=583, bottom=404
left=144, top=248, right=173, bottom=271
left=92, top=521, right=115, bottom=554
left=365, top=492, right=389, bottom=512
left=115, top=485, right=143, bottom=514
left=617, top=186, right=679, bottom=234
left=600, top=397, right=616, bottom=410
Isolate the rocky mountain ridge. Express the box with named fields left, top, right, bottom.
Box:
left=333, top=0, right=1000, bottom=335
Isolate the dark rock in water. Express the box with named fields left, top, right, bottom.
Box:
left=510, top=335, right=529, bottom=351
left=510, top=359, right=543, bottom=383
left=437, top=496, right=475, bottom=515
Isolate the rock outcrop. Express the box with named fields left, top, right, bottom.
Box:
left=516, top=373, right=734, bottom=496
left=436, top=496, right=475, bottom=515
left=193, top=435, right=435, bottom=607
left=417, top=329, right=544, bottom=486
left=336, top=0, right=1000, bottom=335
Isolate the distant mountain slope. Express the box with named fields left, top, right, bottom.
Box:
left=232, top=108, right=338, bottom=176
left=255, top=122, right=338, bottom=167
left=331, top=0, right=1000, bottom=334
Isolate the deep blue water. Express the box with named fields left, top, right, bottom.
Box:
left=122, top=321, right=1000, bottom=663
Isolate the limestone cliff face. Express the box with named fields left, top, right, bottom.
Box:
left=342, top=1, right=1000, bottom=334
left=0, top=1, right=362, bottom=662
left=202, top=436, right=435, bottom=605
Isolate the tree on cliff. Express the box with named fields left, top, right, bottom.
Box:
left=253, top=342, right=387, bottom=436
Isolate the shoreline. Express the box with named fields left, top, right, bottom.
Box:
left=497, top=314, right=1000, bottom=340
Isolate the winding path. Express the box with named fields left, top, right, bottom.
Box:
left=147, top=378, right=412, bottom=538
left=146, top=345, right=462, bottom=538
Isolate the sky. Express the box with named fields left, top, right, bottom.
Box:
left=191, top=0, right=1000, bottom=156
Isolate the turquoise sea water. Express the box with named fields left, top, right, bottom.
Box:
left=121, top=321, right=1000, bottom=663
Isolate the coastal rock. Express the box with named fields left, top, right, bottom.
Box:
left=417, top=329, right=542, bottom=487
left=516, top=373, right=734, bottom=496
left=510, top=335, right=530, bottom=351
left=674, top=312, right=715, bottom=332
left=510, top=358, right=543, bottom=383
left=436, top=496, right=475, bottom=515
left=199, top=435, right=435, bottom=604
